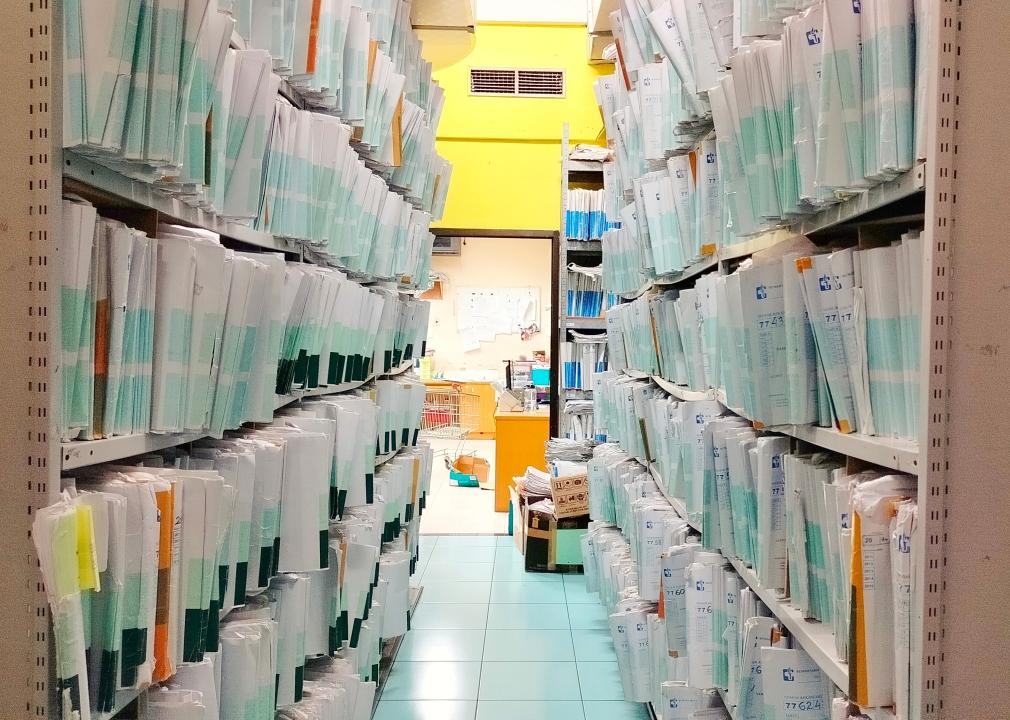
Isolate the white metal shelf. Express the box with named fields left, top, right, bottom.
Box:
left=62, top=364, right=423, bottom=470
left=725, top=556, right=848, bottom=691
left=616, top=163, right=927, bottom=300
left=715, top=390, right=919, bottom=474
left=650, top=375, right=716, bottom=402
left=779, top=424, right=919, bottom=474
left=640, top=446, right=849, bottom=693
left=645, top=461, right=697, bottom=531
left=566, top=240, right=602, bottom=253
left=568, top=159, right=606, bottom=173
left=563, top=316, right=607, bottom=330
left=96, top=688, right=143, bottom=720
left=64, top=152, right=294, bottom=254
left=383, top=360, right=415, bottom=377
left=622, top=368, right=651, bottom=380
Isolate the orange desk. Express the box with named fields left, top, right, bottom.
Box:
left=494, top=407, right=550, bottom=512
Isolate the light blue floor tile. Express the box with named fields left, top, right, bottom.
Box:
left=478, top=701, right=585, bottom=720
left=397, top=629, right=486, bottom=662
left=486, top=603, right=571, bottom=630
left=374, top=700, right=477, bottom=720
left=562, top=575, right=599, bottom=604
left=583, top=702, right=651, bottom=720
left=482, top=629, right=574, bottom=662
left=493, top=547, right=526, bottom=566
left=423, top=562, right=495, bottom=583
left=571, top=628, right=618, bottom=662
left=430, top=545, right=497, bottom=563
left=478, top=661, right=582, bottom=700
left=411, top=603, right=489, bottom=630
left=382, top=661, right=482, bottom=700
left=490, top=581, right=568, bottom=604
left=577, top=661, right=626, bottom=701
left=491, top=560, right=562, bottom=582
left=420, top=581, right=493, bottom=604
left=568, top=602, right=610, bottom=630
left=435, top=535, right=499, bottom=548
left=496, top=535, right=517, bottom=547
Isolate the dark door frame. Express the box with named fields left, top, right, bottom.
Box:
left=431, top=229, right=562, bottom=438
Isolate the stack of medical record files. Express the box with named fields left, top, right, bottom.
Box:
left=567, top=264, right=620, bottom=318
left=33, top=400, right=434, bottom=720
left=62, top=0, right=451, bottom=252
left=566, top=188, right=620, bottom=241
left=561, top=335, right=609, bottom=390
left=255, top=101, right=446, bottom=275
left=546, top=437, right=598, bottom=463
left=588, top=374, right=922, bottom=717
left=59, top=201, right=432, bottom=443
left=596, top=0, right=932, bottom=288
left=605, top=234, right=924, bottom=443
left=562, top=399, right=603, bottom=443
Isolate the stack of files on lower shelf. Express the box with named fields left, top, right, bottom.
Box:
left=33, top=396, right=434, bottom=720
left=63, top=0, right=451, bottom=278
left=567, top=264, right=619, bottom=318
left=605, top=234, right=925, bottom=446
left=60, top=201, right=431, bottom=445
left=596, top=0, right=931, bottom=288
left=562, top=399, right=602, bottom=442
left=561, top=336, right=608, bottom=390
left=588, top=372, right=918, bottom=718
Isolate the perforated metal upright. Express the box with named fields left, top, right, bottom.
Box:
left=0, top=0, right=61, bottom=716
left=924, top=1, right=1010, bottom=716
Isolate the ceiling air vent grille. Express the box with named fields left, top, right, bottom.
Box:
left=470, top=68, right=566, bottom=97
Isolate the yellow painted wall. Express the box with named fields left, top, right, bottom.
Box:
left=427, top=237, right=552, bottom=376
left=420, top=24, right=613, bottom=231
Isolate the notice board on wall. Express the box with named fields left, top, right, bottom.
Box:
left=454, top=287, right=540, bottom=351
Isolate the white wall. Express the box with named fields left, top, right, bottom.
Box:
left=427, top=236, right=553, bottom=378
left=475, top=0, right=587, bottom=24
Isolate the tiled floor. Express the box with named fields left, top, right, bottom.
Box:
left=380, top=535, right=652, bottom=720
left=419, top=439, right=508, bottom=535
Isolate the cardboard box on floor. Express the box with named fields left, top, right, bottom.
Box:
left=451, top=454, right=490, bottom=488
left=525, top=506, right=589, bottom=573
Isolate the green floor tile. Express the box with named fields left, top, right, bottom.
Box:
left=382, top=661, right=482, bottom=700
left=420, top=580, right=493, bottom=604
left=374, top=700, right=477, bottom=720
left=478, top=701, right=586, bottom=720
left=430, top=545, right=497, bottom=563
left=571, top=628, right=618, bottom=662
left=562, top=574, right=599, bottom=604
left=478, top=661, right=582, bottom=700
left=490, top=581, right=568, bottom=604
left=567, top=602, right=610, bottom=630
left=482, top=629, right=574, bottom=662
left=423, top=562, right=495, bottom=583
left=435, top=535, right=499, bottom=548
left=397, top=629, right=487, bottom=662
left=486, top=603, right=571, bottom=630
left=491, top=560, right=562, bottom=582
left=577, top=661, right=626, bottom=701
left=411, top=602, right=489, bottom=630
left=582, top=701, right=652, bottom=720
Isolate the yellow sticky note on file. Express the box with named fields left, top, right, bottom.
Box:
left=75, top=504, right=100, bottom=592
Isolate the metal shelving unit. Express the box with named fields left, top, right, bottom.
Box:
left=0, top=3, right=441, bottom=715
left=583, top=4, right=1007, bottom=716
left=61, top=363, right=420, bottom=471
left=553, top=124, right=608, bottom=437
